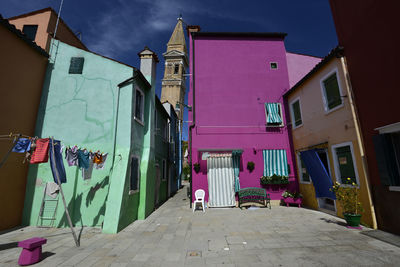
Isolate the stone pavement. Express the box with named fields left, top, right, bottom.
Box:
left=1, top=186, right=400, bottom=266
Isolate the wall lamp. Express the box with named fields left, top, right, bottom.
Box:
left=175, top=102, right=192, bottom=113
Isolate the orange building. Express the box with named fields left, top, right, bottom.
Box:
left=0, top=15, right=49, bottom=231
left=8, top=7, right=87, bottom=53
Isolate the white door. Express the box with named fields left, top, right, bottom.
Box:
left=207, top=155, right=235, bottom=207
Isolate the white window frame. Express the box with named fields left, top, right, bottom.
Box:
left=134, top=87, right=145, bottom=126
left=162, top=159, right=167, bottom=181
left=297, top=153, right=311, bottom=184
left=129, top=155, right=140, bottom=195
left=290, top=97, right=303, bottom=129
left=320, top=68, right=344, bottom=114
left=265, top=102, right=284, bottom=127
left=331, top=141, right=360, bottom=186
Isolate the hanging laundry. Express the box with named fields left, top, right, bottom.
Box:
left=77, top=149, right=90, bottom=169
left=93, top=152, right=103, bottom=165
left=82, top=152, right=94, bottom=180
left=65, top=146, right=79, bottom=166
left=30, top=138, right=49, bottom=164
left=12, top=138, right=31, bottom=153
left=45, top=182, right=60, bottom=198
left=49, top=139, right=66, bottom=184
left=94, top=153, right=108, bottom=170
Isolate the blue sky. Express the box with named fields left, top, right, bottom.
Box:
left=1, top=0, right=338, bottom=140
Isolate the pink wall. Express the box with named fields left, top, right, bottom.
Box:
left=188, top=33, right=298, bottom=201
left=286, top=52, right=321, bottom=88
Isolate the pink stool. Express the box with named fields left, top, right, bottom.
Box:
left=18, top=237, right=47, bottom=266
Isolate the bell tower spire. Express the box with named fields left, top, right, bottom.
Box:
left=161, top=17, right=188, bottom=120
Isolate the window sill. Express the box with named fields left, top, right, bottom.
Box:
left=389, top=186, right=400, bottom=192
left=134, top=117, right=144, bottom=126
left=266, top=124, right=284, bottom=128
left=324, top=103, right=344, bottom=115
left=300, top=180, right=311, bottom=185
left=292, top=123, right=303, bottom=130
left=129, top=190, right=139, bottom=195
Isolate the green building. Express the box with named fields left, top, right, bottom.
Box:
left=22, top=40, right=159, bottom=233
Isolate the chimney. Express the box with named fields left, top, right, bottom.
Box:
left=138, top=46, right=159, bottom=86
left=186, top=25, right=201, bottom=36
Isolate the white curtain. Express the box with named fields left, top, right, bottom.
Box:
left=207, top=155, right=235, bottom=207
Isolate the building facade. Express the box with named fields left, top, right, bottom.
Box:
left=284, top=48, right=376, bottom=227
left=22, top=40, right=157, bottom=233
left=187, top=29, right=320, bottom=206
left=329, top=0, right=400, bottom=234
left=0, top=15, right=49, bottom=231
left=8, top=7, right=87, bottom=53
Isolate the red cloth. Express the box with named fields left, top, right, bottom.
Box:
left=30, top=138, right=49, bottom=164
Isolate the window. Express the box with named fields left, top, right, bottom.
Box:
left=290, top=98, right=303, bottom=128
left=321, top=70, right=343, bottom=112
left=297, top=153, right=310, bottom=183
left=332, top=142, right=359, bottom=185
left=263, top=149, right=289, bottom=177
left=265, top=103, right=283, bottom=126
left=162, top=159, right=167, bottom=181
left=129, top=156, right=140, bottom=193
left=22, top=25, right=38, bottom=41
left=373, top=131, right=400, bottom=187
left=270, top=62, right=278, bottom=70
left=174, top=64, right=179, bottom=74
left=68, top=57, right=84, bottom=74
left=135, top=88, right=144, bottom=124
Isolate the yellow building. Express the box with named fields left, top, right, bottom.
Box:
left=284, top=47, right=376, bottom=228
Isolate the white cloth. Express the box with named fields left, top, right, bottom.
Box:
left=45, top=182, right=59, bottom=199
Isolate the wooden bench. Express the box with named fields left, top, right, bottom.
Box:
left=238, top=187, right=271, bottom=209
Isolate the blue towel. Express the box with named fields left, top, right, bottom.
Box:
left=49, top=139, right=66, bottom=184
left=12, top=138, right=31, bottom=153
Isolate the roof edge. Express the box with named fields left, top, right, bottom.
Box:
left=283, top=46, right=344, bottom=97
left=192, top=32, right=287, bottom=38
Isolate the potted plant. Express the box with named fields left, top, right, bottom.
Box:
left=330, top=179, right=364, bottom=227
left=281, top=190, right=303, bottom=207
left=247, top=161, right=255, bottom=172
left=193, top=163, right=201, bottom=174
left=260, top=174, right=289, bottom=185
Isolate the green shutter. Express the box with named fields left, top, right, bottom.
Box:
left=265, top=103, right=282, bottom=124
left=323, top=73, right=342, bottom=109
left=263, top=149, right=288, bottom=177
left=69, top=57, right=84, bottom=74
left=292, top=100, right=302, bottom=126
left=335, top=145, right=356, bottom=184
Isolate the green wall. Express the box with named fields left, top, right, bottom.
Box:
left=22, top=40, right=151, bottom=233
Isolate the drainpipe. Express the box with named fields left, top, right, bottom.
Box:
left=340, top=55, right=377, bottom=229
left=188, top=32, right=196, bottom=209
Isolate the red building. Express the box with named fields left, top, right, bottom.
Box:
left=329, top=0, right=400, bottom=234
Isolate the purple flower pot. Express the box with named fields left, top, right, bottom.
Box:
left=283, top=197, right=302, bottom=208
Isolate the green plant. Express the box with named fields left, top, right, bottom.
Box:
left=182, top=165, right=190, bottom=180
left=247, top=161, right=255, bottom=172
left=281, top=190, right=303, bottom=199
left=330, top=179, right=364, bottom=215
left=260, top=174, right=289, bottom=184
left=193, top=163, right=201, bottom=173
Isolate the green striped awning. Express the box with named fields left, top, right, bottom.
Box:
left=263, top=149, right=289, bottom=177
left=265, top=103, right=282, bottom=124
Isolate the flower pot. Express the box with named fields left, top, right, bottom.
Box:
left=283, top=197, right=302, bottom=208
left=343, top=213, right=362, bottom=227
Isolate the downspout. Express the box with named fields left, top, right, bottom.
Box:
left=189, top=32, right=195, bottom=208
left=340, top=55, right=377, bottom=229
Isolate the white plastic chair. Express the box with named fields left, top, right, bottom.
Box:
left=193, top=189, right=206, bottom=212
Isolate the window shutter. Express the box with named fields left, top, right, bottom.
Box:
left=372, top=134, right=400, bottom=186
left=130, top=157, right=139, bottom=191
left=292, top=101, right=302, bottom=126
left=69, top=57, right=84, bottom=74
left=323, top=73, right=342, bottom=109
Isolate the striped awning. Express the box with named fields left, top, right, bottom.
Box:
left=263, top=149, right=289, bottom=177
left=265, top=103, right=282, bottom=124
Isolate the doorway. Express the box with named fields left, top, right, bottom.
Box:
left=316, top=149, right=336, bottom=212
left=207, top=155, right=235, bottom=207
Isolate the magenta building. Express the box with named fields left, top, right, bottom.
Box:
left=187, top=29, right=320, bottom=207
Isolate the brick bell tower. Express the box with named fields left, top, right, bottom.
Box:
left=160, top=17, right=188, bottom=120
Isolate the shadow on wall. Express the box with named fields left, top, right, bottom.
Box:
left=57, top=175, right=109, bottom=228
